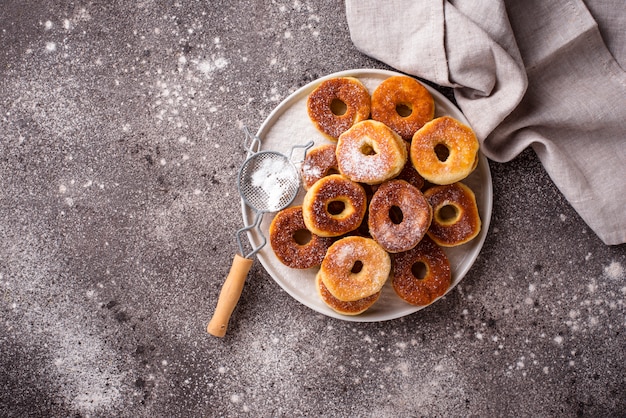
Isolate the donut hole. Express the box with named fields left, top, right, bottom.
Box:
left=389, top=205, right=404, bottom=224
left=396, top=103, right=413, bottom=117
left=411, top=261, right=428, bottom=280
left=327, top=200, right=346, bottom=215
left=438, top=204, right=460, bottom=224
left=351, top=260, right=364, bottom=274
left=293, top=229, right=312, bottom=245
left=360, top=143, right=377, bottom=156
left=330, top=98, right=348, bottom=116
left=434, top=143, right=450, bottom=162
left=325, top=167, right=340, bottom=176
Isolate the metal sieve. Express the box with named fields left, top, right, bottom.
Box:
left=207, top=127, right=313, bottom=337
left=238, top=151, right=300, bottom=213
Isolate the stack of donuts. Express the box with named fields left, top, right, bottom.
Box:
left=269, top=75, right=482, bottom=315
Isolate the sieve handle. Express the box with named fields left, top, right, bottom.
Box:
left=288, top=140, right=314, bottom=163
left=207, top=254, right=254, bottom=337
left=242, top=126, right=261, bottom=155
left=236, top=211, right=266, bottom=259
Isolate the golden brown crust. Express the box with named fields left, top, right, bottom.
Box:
left=391, top=236, right=451, bottom=306
left=368, top=180, right=433, bottom=253
left=320, top=236, right=391, bottom=302
left=269, top=206, right=334, bottom=269
left=307, top=77, right=371, bottom=140
left=316, top=270, right=380, bottom=315
left=371, top=75, right=435, bottom=141
left=410, top=116, right=479, bottom=185
left=423, top=182, right=481, bottom=247
left=336, top=120, right=407, bottom=185
left=300, top=144, right=339, bottom=190
left=302, top=174, right=367, bottom=237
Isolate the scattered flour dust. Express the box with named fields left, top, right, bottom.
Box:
left=371, top=356, right=470, bottom=416
left=52, top=323, right=126, bottom=412
left=1, top=223, right=129, bottom=414
left=196, top=56, right=229, bottom=75
left=561, top=259, right=624, bottom=334
left=604, top=261, right=624, bottom=280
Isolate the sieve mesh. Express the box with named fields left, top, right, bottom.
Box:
left=238, top=151, right=300, bottom=213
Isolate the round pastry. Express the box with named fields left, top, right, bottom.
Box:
left=302, top=174, right=367, bottom=237
left=307, top=77, right=371, bottom=140
left=300, top=144, right=339, bottom=190
left=410, top=116, right=480, bottom=185
left=391, top=236, right=451, bottom=306
left=423, top=182, right=481, bottom=246
left=320, top=236, right=391, bottom=302
left=368, top=180, right=432, bottom=253
left=371, top=75, right=435, bottom=141
left=269, top=206, right=334, bottom=269
left=336, top=119, right=407, bottom=185
left=316, top=270, right=380, bottom=315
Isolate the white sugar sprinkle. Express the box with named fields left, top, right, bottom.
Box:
left=250, top=157, right=294, bottom=211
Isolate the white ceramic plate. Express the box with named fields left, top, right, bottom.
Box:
left=242, top=69, right=492, bottom=322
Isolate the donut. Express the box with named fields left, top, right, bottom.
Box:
left=307, top=77, right=371, bottom=140
left=320, top=236, right=390, bottom=302
left=269, top=206, right=334, bottom=269
left=316, top=270, right=380, bottom=315
left=391, top=236, right=451, bottom=306
left=423, top=182, right=481, bottom=246
left=368, top=180, right=433, bottom=253
left=336, top=119, right=407, bottom=185
left=371, top=75, right=435, bottom=141
left=302, top=174, right=367, bottom=237
left=410, top=116, right=480, bottom=185
left=300, top=144, right=339, bottom=190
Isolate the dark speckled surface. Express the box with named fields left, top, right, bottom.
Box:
left=1, top=1, right=625, bottom=417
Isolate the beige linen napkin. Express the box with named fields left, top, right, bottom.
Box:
left=346, top=0, right=626, bottom=245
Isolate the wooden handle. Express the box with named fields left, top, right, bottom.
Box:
left=207, top=254, right=254, bottom=337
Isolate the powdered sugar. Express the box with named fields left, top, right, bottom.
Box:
left=334, top=241, right=357, bottom=263
left=249, top=156, right=297, bottom=211
left=302, top=161, right=323, bottom=178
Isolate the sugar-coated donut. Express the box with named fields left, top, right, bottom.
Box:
left=371, top=75, right=435, bottom=141
left=368, top=180, right=433, bottom=253
left=336, top=120, right=407, bottom=185
left=316, top=270, right=380, bottom=315
left=302, top=174, right=367, bottom=237
left=269, top=206, right=334, bottom=269
left=423, top=182, right=481, bottom=247
left=320, top=236, right=391, bottom=302
left=410, top=116, right=479, bottom=185
left=301, top=144, right=339, bottom=190
left=391, top=236, right=451, bottom=306
left=307, top=77, right=371, bottom=140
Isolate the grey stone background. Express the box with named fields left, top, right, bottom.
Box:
left=1, top=1, right=624, bottom=416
